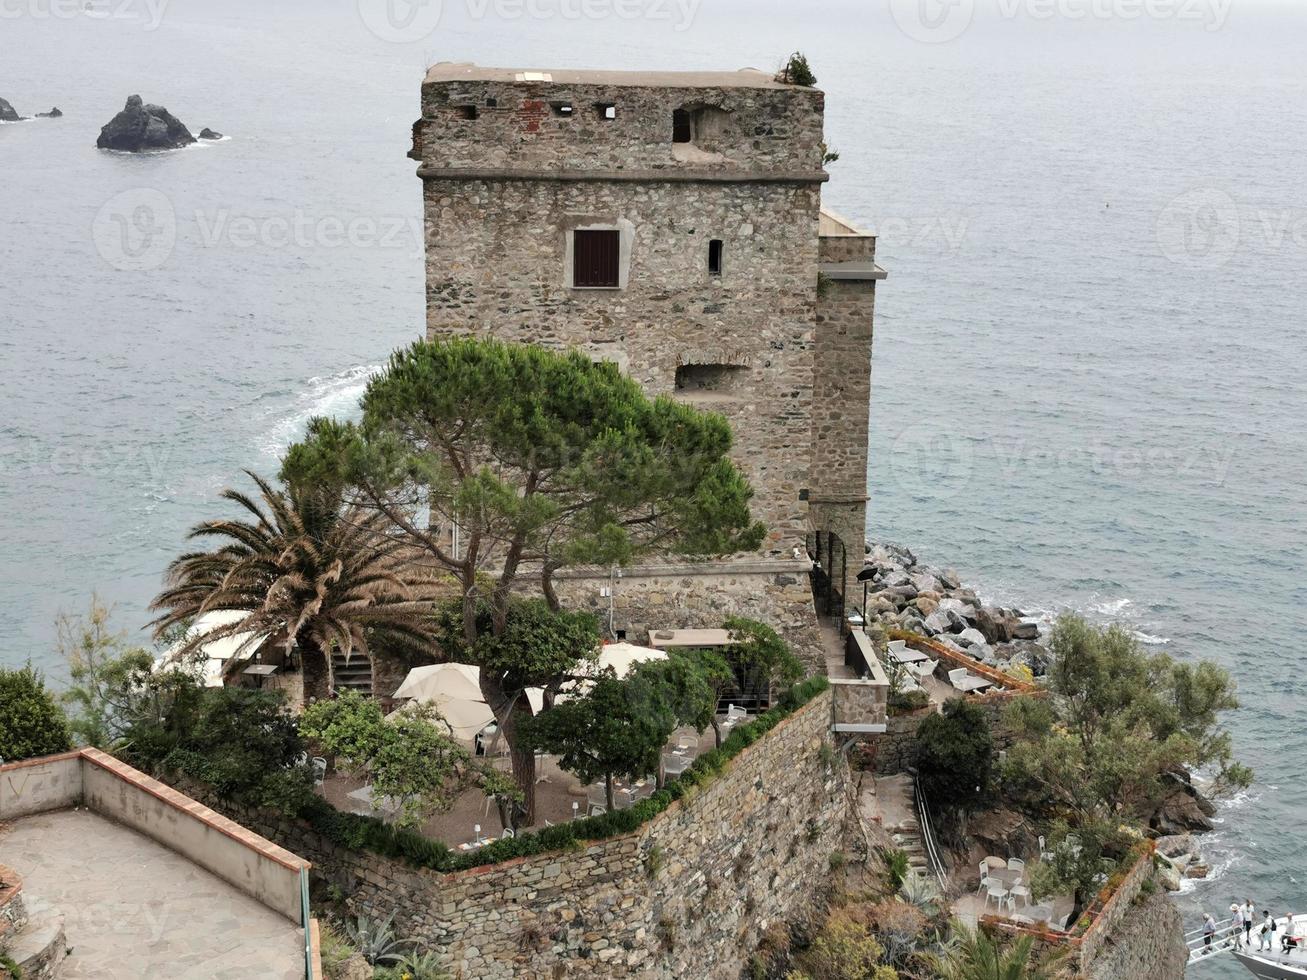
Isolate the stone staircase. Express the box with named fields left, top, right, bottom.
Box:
left=330, top=650, right=373, bottom=696
left=889, top=809, right=931, bottom=880
left=3, top=892, right=68, bottom=979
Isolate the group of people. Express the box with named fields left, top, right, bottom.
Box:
left=1202, top=900, right=1300, bottom=955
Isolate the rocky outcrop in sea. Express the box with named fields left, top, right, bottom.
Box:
left=860, top=541, right=1050, bottom=678
left=1, top=97, right=26, bottom=122
left=96, top=95, right=195, bottom=151
left=36, top=107, right=62, bottom=118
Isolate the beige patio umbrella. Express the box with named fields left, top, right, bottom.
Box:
left=391, top=664, right=544, bottom=743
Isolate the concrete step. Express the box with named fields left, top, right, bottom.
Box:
left=7, top=895, right=68, bottom=978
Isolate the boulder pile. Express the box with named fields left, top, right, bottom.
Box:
left=860, top=541, right=1050, bottom=677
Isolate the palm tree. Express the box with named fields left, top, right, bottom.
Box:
left=935, top=922, right=1068, bottom=980
left=151, top=472, right=440, bottom=700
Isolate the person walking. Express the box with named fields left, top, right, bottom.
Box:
left=1232, top=904, right=1246, bottom=948
left=1244, top=899, right=1257, bottom=947
left=1203, top=913, right=1217, bottom=954
left=1283, top=914, right=1299, bottom=954
left=1260, top=910, right=1277, bottom=952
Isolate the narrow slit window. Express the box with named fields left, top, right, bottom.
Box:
left=552, top=102, right=574, bottom=117
left=708, top=240, right=724, bottom=276
left=672, top=109, right=692, bottom=143
left=573, top=230, right=621, bottom=288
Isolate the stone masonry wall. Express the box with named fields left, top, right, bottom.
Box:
left=551, top=562, right=826, bottom=672
left=809, top=232, right=877, bottom=608
left=201, top=691, right=850, bottom=979
left=855, top=692, right=1027, bottom=776
left=415, top=76, right=827, bottom=175
left=423, top=174, right=822, bottom=556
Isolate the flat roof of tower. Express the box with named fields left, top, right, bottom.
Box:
left=423, top=62, right=808, bottom=90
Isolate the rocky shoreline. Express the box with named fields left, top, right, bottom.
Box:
left=861, top=539, right=1216, bottom=886
left=860, top=541, right=1051, bottom=678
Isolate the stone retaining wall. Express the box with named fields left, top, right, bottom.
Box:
left=202, top=691, right=851, bottom=979
left=0, top=863, right=26, bottom=945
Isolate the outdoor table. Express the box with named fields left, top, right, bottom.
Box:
left=346, top=785, right=401, bottom=819
left=994, top=867, right=1024, bottom=888
left=889, top=647, right=930, bottom=665
left=953, top=675, right=993, bottom=693
left=664, top=755, right=691, bottom=777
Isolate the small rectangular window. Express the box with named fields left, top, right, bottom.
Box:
left=552, top=102, right=574, bottom=117
left=708, top=240, right=724, bottom=276
left=574, top=230, right=620, bottom=288
left=672, top=109, right=692, bottom=144
left=597, top=102, right=617, bottom=121
left=457, top=105, right=478, bottom=120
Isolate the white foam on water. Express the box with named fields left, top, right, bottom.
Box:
left=1091, top=597, right=1133, bottom=616
left=259, top=363, right=382, bottom=457
left=1133, top=630, right=1172, bottom=645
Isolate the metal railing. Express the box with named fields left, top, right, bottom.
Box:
left=300, top=867, right=315, bottom=979
left=912, top=772, right=949, bottom=894
left=1185, top=922, right=1242, bottom=964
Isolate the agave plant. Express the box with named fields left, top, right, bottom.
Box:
left=899, top=872, right=943, bottom=916
left=344, top=911, right=410, bottom=966
left=150, top=472, right=442, bottom=696
left=386, top=950, right=450, bottom=979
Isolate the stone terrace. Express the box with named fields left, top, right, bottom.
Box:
left=1, top=810, right=303, bottom=979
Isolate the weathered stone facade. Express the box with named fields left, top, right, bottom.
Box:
left=413, top=63, right=882, bottom=642
left=198, top=691, right=851, bottom=979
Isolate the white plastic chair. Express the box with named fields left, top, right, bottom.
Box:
left=726, top=704, right=748, bottom=723
left=912, top=658, right=938, bottom=679
left=501, top=827, right=515, bottom=839
left=311, top=757, right=327, bottom=787
left=984, top=881, right=1010, bottom=911
left=1010, top=884, right=1031, bottom=909
left=1007, top=858, right=1026, bottom=875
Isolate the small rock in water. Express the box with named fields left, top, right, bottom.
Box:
left=96, top=94, right=196, bottom=151
left=36, top=106, right=62, bottom=118
left=1185, top=864, right=1211, bottom=879
left=198, top=127, right=223, bottom=140
left=938, top=567, right=962, bottom=590
left=0, top=96, right=25, bottom=122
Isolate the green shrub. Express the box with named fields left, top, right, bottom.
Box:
left=887, top=689, right=930, bottom=716
left=915, top=698, right=993, bottom=814
left=0, top=665, right=71, bottom=762
left=780, top=52, right=817, bottom=87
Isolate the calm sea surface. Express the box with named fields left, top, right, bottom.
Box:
left=3, top=1, right=1304, bottom=969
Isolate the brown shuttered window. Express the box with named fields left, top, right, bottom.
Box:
left=573, top=230, right=621, bottom=288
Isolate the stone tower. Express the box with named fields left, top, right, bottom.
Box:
left=412, top=63, right=883, bottom=665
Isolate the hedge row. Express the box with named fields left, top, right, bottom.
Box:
left=288, top=675, right=831, bottom=873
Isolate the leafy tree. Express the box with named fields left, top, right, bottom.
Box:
left=0, top=664, right=71, bottom=762
left=150, top=472, right=440, bottom=701
left=521, top=675, right=676, bottom=811
left=915, top=699, right=994, bottom=816
left=1027, top=819, right=1127, bottom=907
left=935, top=922, right=1066, bottom=980
left=157, top=685, right=314, bottom=811
left=1001, top=614, right=1250, bottom=823
left=58, top=596, right=183, bottom=749
left=301, top=691, right=513, bottom=830
left=627, top=649, right=729, bottom=765
left=282, top=337, right=764, bottom=817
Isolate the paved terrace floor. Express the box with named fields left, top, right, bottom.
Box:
left=2, top=810, right=302, bottom=980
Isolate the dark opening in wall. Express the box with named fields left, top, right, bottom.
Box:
left=672, top=109, right=692, bottom=143
left=486, top=97, right=498, bottom=108
left=674, top=363, right=747, bottom=401
left=573, top=230, right=621, bottom=288
left=709, top=240, right=724, bottom=276
left=552, top=102, right=575, bottom=117
left=597, top=102, right=617, bottom=121
left=457, top=105, right=479, bottom=120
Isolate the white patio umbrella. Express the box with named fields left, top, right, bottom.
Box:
left=156, top=609, right=266, bottom=687
left=595, top=642, right=668, bottom=679
left=391, top=663, right=544, bottom=743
